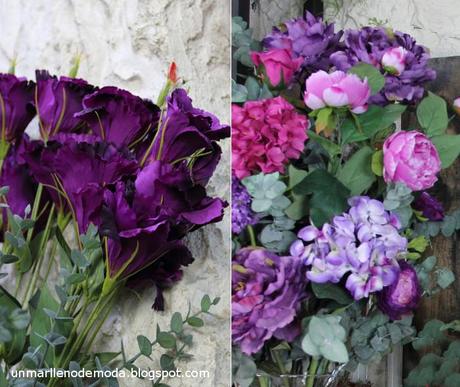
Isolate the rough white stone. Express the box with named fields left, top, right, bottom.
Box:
left=0, top=0, right=230, bottom=386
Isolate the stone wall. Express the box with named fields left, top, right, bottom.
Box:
left=0, top=1, right=230, bottom=386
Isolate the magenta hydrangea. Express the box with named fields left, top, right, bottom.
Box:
left=232, top=97, right=309, bottom=179
left=290, top=196, right=408, bottom=300
left=232, top=247, right=307, bottom=355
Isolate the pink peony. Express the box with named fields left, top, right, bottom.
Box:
left=250, top=48, right=303, bottom=87
left=232, top=97, right=309, bottom=179
left=381, top=47, right=408, bottom=76
left=303, top=70, right=370, bottom=113
left=383, top=130, right=441, bottom=191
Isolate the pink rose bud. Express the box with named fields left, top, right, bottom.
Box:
left=250, top=48, right=303, bottom=87
left=453, top=97, right=460, bottom=115
left=381, top=47, right=408, bottom=76
left=383, top=130, right=441, bottom=191
left=304, top=70, right=370, bottom=113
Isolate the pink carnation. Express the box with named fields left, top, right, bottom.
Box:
left=383, top=130, right=441, bottom=191
left=232, top=97, right=309, bottom=179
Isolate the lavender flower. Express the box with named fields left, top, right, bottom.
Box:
left=263, top=11, right=343, bottom=74
left=232, top=247, right=307, bottom=355
left=412, top=192, right=444, bottom=221
left=290, top=196, right=407, bottom=300
left=330, top=27, right=436, bottom=104
left=232, top=176, right=257, bottom=234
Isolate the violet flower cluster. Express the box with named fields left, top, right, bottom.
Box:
left=232, top=177, right=257, bottom=234
left=330, top=27, right=436, bottom=104
left=263, top=11, right=343, bottom=74
left=0, top=71, right=229, bottom=309
left=290, top=196, right=408, bottom=300
left=232, top=247, right=307, bottom=355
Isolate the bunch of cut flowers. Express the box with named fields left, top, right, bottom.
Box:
left=232, top=12, right=459, bottom=387
left=0, top=60, right=229, bottom=386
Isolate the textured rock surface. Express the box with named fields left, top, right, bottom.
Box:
left=324, top=0, right=460, bottom=58
left=0, top=0, right=230, bottom=386
left=249, top=0, right=305, bottom=40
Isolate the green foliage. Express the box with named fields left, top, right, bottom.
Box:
left=406, top=320, right=460, bottom=387
left=371, top=150, right=383, bottom=176
left=417, top=92, right=449, bottom=137
left=0, top=287, right=29, bottom=364
left=232, top=347, right=257, bottom=387
left=348, top=63, right=385, bottom=95
left=337, top=146, right=375, bottom=195
left=301, top=315, right=349, bottom=363
left=346, top=309, right=415, bottom=365
left=415, top=209, right=460, bottom=238
left=341, top=104, right=405, bottom=145
left=415, top=255, right=455, bottom=296
left=120, top=294, right=219, bottom=385
left=431, top=134, right=460, bottom=168
left=232, top=16, right=261, bottom=68
left=242, top=172, right=288, bottom=214
left=311, top=283, right=353, bottom=305
left=383, top=183, right=413, bottom=228
left=294, top=169, right=350, bottom=227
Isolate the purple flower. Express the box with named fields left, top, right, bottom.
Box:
left=290, top=196, right=407, bottom=300
left=377, top=261, right=421, bottom=320
left=76, top=87, right=160, bottom=148
left=232, top=176, right=257, bottom=234
left=23, top=134, right=138, bottom=233
left=35, top=70, right=96, bottom=139
left=330, top=27, right=436, bottom=104
left=263, top=11, right=343, bottom=74
left=0, top=74, right=35, bottom=143
left=412, top=192, right=444, bottom=221
left=232, top=247, right=307, bottom=355
left=142, top=88, right=230, bottom=186
left=0, top=137, right=36, bottom=218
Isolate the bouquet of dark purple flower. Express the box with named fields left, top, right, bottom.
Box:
left=0, top=61, right=228, bottom=386
left=232, top=13, right=459, bottom=387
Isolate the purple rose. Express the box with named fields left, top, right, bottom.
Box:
left=330, top=27, right=436, bottom=104
left=383, top=131, right=441, bottom=191
left=412, top=192, right=444, bottom=221
left=0, top=73, right=35, bottom=143
left=35, top=70, right=96, bottom=139
left=76, top=87, right=160, bottom=148
left=377, top=261, right=421, bottom=320
left=232, top=248, right=307, bottom=355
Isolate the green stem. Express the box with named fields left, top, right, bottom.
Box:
left=306, top=357, right=320, bottom=387
left=57, top=288, right=118, bottom=373
left=84, top=293, right=116, bottom=351
left=247, top=225, right=257, bottom=247
left=22, top=205, right=55, bottom=306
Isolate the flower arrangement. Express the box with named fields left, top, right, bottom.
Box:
left=0, top=61, right=229, bottom=386
left=232, top=13, right=460, bottom=387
